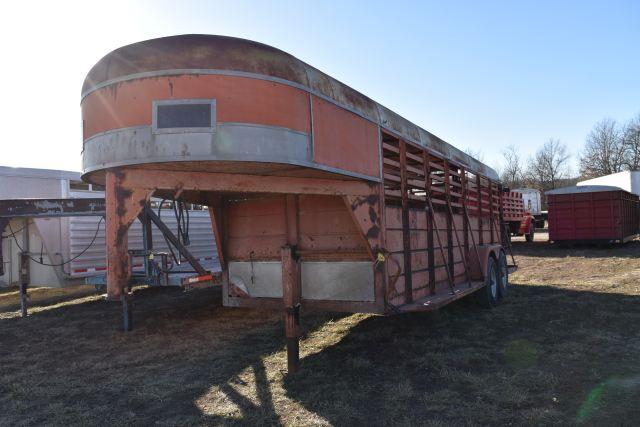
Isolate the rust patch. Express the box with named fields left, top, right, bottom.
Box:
left=114, top=186, right=133, bottom=218
left=229, top=283, right=250, bottom=298
left=83, top=35, right=310, bottom=94
left=115, top=251, right=130, bottom=279
left=115, top=224, right=128, bottom=248
left=367, top=207, right=380, bottom=237
left=349, top=194, right=379, bottom=210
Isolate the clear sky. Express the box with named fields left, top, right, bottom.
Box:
left=1, top=0, right=638, bottom=174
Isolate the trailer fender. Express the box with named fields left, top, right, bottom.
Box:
left=469, top=244, right=503, bottom=281
left=518, top=215, right=533, bottom=235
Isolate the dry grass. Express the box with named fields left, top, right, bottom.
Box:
left=0, top=237, right=639, bottom=425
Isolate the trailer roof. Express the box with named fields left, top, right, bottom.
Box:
left=546, top=185, right=627, bottom=195
left=0, top=165, right=81, bottom=181
left=82, top=34, right=499, bottom=181
left=512, top=187, right=541, bottom=193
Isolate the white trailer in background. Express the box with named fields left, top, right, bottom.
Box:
left=0, top=166, right=218, bottom=288
left=578, top=171, right=640, bottom=196
left=512, top=188, right=546, bottom=228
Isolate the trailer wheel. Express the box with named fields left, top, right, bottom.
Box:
left=476, top=256, right=499, bottom=308
left=497, top=251, right=508, bottom=299
left=525, top=227, right=535, bottom=242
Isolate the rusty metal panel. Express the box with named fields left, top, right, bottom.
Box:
left=312, top=96, right=380, bottom=178
left=225, top=196, right=286, bottom=260
left=389, top=274, right=406, bottom=306
left=385, top=205, right=403, bottom=229
left=298, top=195, right=365, bottom=253
left=385, top=229, right=404, bottom=253
left=82, top=74, right=311, bottom=139
left=377, top=105, right=421, bottom=143
left=306, top=66, right=380, bottom=121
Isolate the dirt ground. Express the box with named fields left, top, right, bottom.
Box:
left=1, top=236, right=639, bottom=426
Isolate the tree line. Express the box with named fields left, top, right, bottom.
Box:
left=498, top=112, right=640, bottom=192
left=579, top=115, right=640, bottom=178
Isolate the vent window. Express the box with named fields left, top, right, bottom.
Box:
left=69, top=180, right=90, bottom=191
left=153, top=99, right=216, bottom=134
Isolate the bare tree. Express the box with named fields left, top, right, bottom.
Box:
left=464, top=147, right=484, bottom=163
left=579, top=118, right=626, bottom=178
left=623, top=114, right=640, bottom=170
left=525, top=139, right=571, bottom=190
left=500, top=145, right=523, bottom=189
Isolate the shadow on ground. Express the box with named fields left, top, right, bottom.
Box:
left=285, top=284, right=640, bottom=425
left=510, top=239, right=640, bottom=259
left=1, top=278, right=639, bottom=425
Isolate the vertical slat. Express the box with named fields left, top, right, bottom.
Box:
left=283, top=194, right=301, bottom=374
left=285, top=194, right=299, bottom=247
left=477, top=175, right=483, bottom=245
left=423, top=152, right=435, bottom=295
left=444, top=161, right=454, bottom=280
left=489, top=180, right=494, bottom=243
left=377, top=176, right=388, bottom=308
left=399, top=140, right=412, bottom=303
left=282, top=245, right=300, bottom=374
left=498, top=185, right=505, bottom=246
left=462, top=169, right=469, bottom=253
left=139, top=206, right=153, bottom=278
left=207, top=196, right=226, bottom=269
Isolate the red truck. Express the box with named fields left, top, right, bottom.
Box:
left=502, top=190, right=535, bottom=242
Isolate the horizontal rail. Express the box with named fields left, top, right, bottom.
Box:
left=0, top=198, right=105, bottom=218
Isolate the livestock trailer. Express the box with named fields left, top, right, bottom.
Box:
left=81, top=35, right=512, bottom=372
left=547, top=185, right=640, bottom=244
left=502, top=191, right=535, bottom=242
left=0, top=166, right=217, bottom=288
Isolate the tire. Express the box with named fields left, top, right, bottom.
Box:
left=525, top=227, right=535, bottom=242
left=497, top=251, right=509, bottom=299
left=476, top=256, right=499, bottom=308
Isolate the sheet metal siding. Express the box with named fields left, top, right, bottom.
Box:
left=547, top=190, right=640, bottom=242
left=69, top=210, right=217, bottom=276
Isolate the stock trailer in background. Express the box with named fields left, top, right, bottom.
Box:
left=546, top=185, right=640, bottom=244
left=0, top=166, right=218, bottom=290
left=502, top=190, right=536, bottom=242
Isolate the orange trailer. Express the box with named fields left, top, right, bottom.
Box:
left=81, top=35, right=512, bottom=372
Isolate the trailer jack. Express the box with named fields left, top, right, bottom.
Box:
left=121, top=293, right=133, bottom=331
